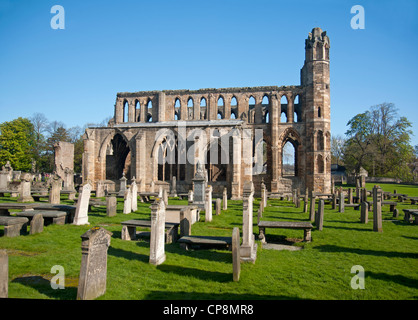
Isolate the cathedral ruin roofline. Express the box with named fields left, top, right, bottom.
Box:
left=116, top=85, right=302, bottom=98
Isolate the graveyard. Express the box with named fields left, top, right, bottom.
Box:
left=0, top=181, right=417, bottom=300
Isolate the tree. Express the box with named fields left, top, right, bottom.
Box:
left=29, top=113, right=49, bottom=172
left=331, top=134, right=346, bottom=165
left=0, top=117, right=37, bottom=171
left=343, top=103, right=414, bottom=181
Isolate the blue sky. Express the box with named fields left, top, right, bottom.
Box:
left=0, top=0, right=417, bottom=145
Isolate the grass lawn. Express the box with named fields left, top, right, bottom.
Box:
left=0, top=182, right=417, bottom=300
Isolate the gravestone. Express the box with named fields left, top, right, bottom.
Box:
left=96, top=181, right=105, bottom=198
left=49, top=174, right=62, bottom=205
left=223, top=187, right=228, bottom=210
left=123, top=187, right=132, bottom=214
left=118, top=174, right=127, bottom=196
left=339, top=191, right=345, bottom=213
left=170, top=176, right=177, bottom=197
left=163, top=188, right=168, bottom=206
left=232, top=227, right=240, bottom=282
left=149, top=199, right=166, bottom=265
left=54, top=141, right=76, bottom=194
left=261, top=181, right=267, bottom=208
left=373, top=185, right=383, bottom=233
left=150, top=180, right=155, bottom=193
left=316, top=199, right=324, bottom=231
left=17, top=173, right=34, bottom=203
left=360, top=201, right=369, bottom=223
left=309, top=192, right=316, bottom=222
left=131, top=180, right=138, bottom=212
left=188, top=190, right=194, bottom=205
left=240, top=181, right=257, bottom=263
left=348, top=188, right=353, bottom=204
left=303, top=195, right=309, bottom=213
left=331, top=192, right=337, bottom=210
left=73, top=183, right=92, bottom=225
left=29, top=213, right=44, bottom=235
left=106, top=193, right=117, bottom=217
left=77, top=227, right=112, bottom=300
left=180, top=207, right=191, bottom=237
left=216, top=198, right=221, bottom=215
left=205, top=185, right=213, bottom=222
left=192, top=161, right=206, bottom=209
left=0, top=250, right=7, bottom=298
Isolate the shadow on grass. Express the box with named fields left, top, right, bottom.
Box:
left=165, top=243, right=232, bottom=263
left=11, top=275, right=78, bottom=300
left=108, top=246, right=149, bottom=262
left=367, top=271, right=418, bottom=290
left=314, top=244, right=418, bottom=259
left=156, top=264, right=231, bottom=283
left=144, top=290, right=303, bottom=300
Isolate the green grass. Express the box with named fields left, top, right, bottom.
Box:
left=1, top=183, right=417, bottom=300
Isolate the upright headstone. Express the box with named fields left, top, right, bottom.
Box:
left=261, top=181, right=267, bottom=208
left=131, top=180, right=138, bottom=212
left=149, top=199, right=166, bottom=265
left=30, top=213, right=44, bottom=235
left=118, top=174, right=127, bottom=196
left=348, top=188, right=353, bottom=204
left=205, top=185, right=213, bottom=222
left=309, top=192, right=316, bottom=222
left=73, top=183, right=92, bottom=225
left=303, top=193, right=309, bottom=213
left=96, top=181, right=105, bottom=198
left=295, top=189, right=301, bottom=208
left=150, top=180, right=155, bottom=193
left=240, top=181, right=257, bottom=263
left=232, top=227, right=240, bottom=282
left=223, top=187, right=228, bottom=210
left=331, top=192, right=337, bottom=210
left=339, top=191, right=345, bottom=213
left=170, top=176, right=177, bottom=197
left=316, top=199, right=324, bottom=231
left=163, top=188, right=168, bottom=206
left=17, top=173, right=34, bottom=203
left=216, top=198, right=221, bottom=215
left=373, top=185, right=383, bottom=233
left=77, top=227, right=112, bottom=300
left=187, top=190, right=194, bottom=205
left=106, top=193, right=117, bottom=217
left=360, top=201, right=369, bottom=223
left=192, top=161, right=206, bottom=209
left=49, top=174, right=62, bottom=205
left=180, top=207, right=191, bottom=237
left=123, top=187, right=132, bottom=214
left=0, top=250, right=8, bottom=298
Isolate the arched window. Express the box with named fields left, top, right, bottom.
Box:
left=262, top=95, right=270, bottom=124
left=317, top=154, right=324, bottom=173
left=187, top=97, right=194, bottom=120
left=317, top=131, right=324, bottom=150
left=294, top=95, right=300, bottom=123
left=205, top=141, right=227, bottom=181
left=217, top=97, right=224, bottom=119
left=147, top=100, right=153, bottom=122
left=200, top=97, right=207, bottom=120
left=280, top=95, right=288, bottom=123
left=282, top=141, right=296, bottom=176
left=123, top=100, right=129, bottom=123
left=318, top=106, right=322, bottom=118
left=231, top=96, right=238, bottom=119
left=135, top=100, right=141, bottom=122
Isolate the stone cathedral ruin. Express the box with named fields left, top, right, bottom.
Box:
left=82, top=27, right=331, bottom=199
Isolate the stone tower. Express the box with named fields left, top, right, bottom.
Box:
left=301, top=27, right=331, bottom=193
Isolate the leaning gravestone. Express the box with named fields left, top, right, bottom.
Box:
left=309, top=192, right=316, bottom=221
left=149, top=199, right=166, bottom=265
left=360, top=201, right=369, bottom=223
left=29, top=213, right=44, bottom=235
left=0, top=250, right=8, bottom=298
left=77, top=227, right=113, bottom=300
left=232, top=227, right=240, bottom=282
left=73, top=183, right=91, bottom=225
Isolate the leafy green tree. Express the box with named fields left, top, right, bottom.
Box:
left=0, top=117, right=37, bottom=171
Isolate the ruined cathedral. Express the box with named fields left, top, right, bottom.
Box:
left=82, top=27, right=331, bottom=198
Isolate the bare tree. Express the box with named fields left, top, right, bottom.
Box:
left=331, top=134, right=346, bottom=165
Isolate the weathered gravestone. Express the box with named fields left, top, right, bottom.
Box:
left=232, top=227, right=240, bottom=282
left=216, top=198, right=221, bottom=215
left=73, top=183, right=91, bottom=225
left=170, top=176, right=177, bottom=197
left=49, top=174, right=62, bottom=205
left=240, top=181, right=257, bottom=263
left=149, top=199, right=166, bottom=265
left=309, top=192, right=316, bottom=222
left=131, top=179, right=138, bottom=212
left=223, top=187, right=228, bottom=210
left=192, top=161, right=206, bottom=210
left=17, top=173, right=34, bottom=203
left=123, top=187, right=132, bottom=214
left=96, top=181, right=105, bottom=198
left=339, top=191, right=345, bottom=213
left=77, top=227, right=112, bottom=300
left=360, top=201, right=369, bottom=223
left=316, top=199, right=324, bottom=231
left=180, top=207, right=192, bottom=237
left=188, top=190, right=194, bottom=205
left=29, top=213, right=44, bottom=235
left=106, top=193, right=117, bottom=217
left=118, top=174, right=127, bottom=196
left=205, top=185, right=213, bottom=222
left=0, top=250, right=8, bottom=298
left=373, top=185, right=383, bottom=233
